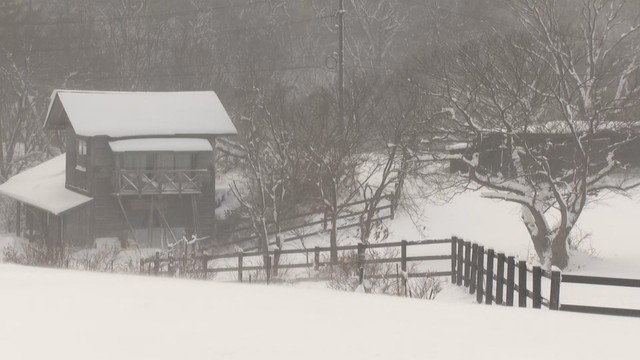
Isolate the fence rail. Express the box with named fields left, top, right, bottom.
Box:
left=140, top=236, right=640, bottom=318
left=452, top=238, right=640, bottom=317
left=141, top=238, right=455, bottom=286
left=219, top=193, right=396, bottom=250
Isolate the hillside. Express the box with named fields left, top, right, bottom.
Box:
left=0, top=264, right=637, bottom=360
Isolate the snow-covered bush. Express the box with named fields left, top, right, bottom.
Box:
left=322, top=246, right=442, bottom=299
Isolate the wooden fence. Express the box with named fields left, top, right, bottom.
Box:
left=140, top=236, right=640, bottom=317
left=454, top=239, right=640, bottom=317
left=219, top=193, right=396, bottom=251
left=141, top=237, right=456, bottom=285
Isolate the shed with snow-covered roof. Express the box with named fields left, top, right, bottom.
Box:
left=0, top=90, right=237, bottom=251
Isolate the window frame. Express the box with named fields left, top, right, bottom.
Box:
left=76, top=137, right=88, bottom=171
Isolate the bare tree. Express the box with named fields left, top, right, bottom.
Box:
left=418, top=0, right=640, bottom=268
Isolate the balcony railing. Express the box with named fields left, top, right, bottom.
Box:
left=116, top=169, right=207, bottom=196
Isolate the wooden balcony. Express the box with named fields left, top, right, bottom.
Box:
left=115, top=169, right=207, bottom=196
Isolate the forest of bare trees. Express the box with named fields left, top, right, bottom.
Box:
left=2, top=0, right=640, bottom=268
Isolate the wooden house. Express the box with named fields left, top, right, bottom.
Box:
left=448, top=123, right=640, bottom=176
left=0, top=90, right=237, bottom=251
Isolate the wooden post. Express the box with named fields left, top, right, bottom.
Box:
left=485, top=248, right=494, bottom=305
left=518, top=260, right=527, bottom=308
left=469, top=243, right=477, bottom=294
left=201, top=256, right=208, bottom=279
left=139, top=258, right=144, bottom=274
left=550, top=270, right=561, bottom=310
left=314, top=246, right=320, bottom=271
left=238, top=253, right=243, bottom=283
left=496, top=253, right=505, bottom=305
left=450, top=238, right=457, bottom=283
left=532, top=266, right=542, bottom=309
left=390, top=192, right=396, bottom=220
left=273, top=248, right=281, bottom=278
left=154, top=251, right=160, bottom=275
left=456, top=238, right=463, bottom=286
left=15, top=201, right=21, bottom=236
left=476, top=246, right=484, bottom=303
left=265, top=255, right=271, bottom=285
left=401, top=240, right=407, bottom=291
left=357, top=243, right=365, bottom=277
left=464, top=241, right=471, bottom=287
left=323, top=208, right=328, bottom=230
left=168, top=255, right=174, bottom=276
left=506, top=256, right=515, bottom=306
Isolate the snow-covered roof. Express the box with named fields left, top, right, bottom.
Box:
left=445, top=142, right=470, bottom=151
left=0, top=155, right=92, bottom=215
left=44, top=90, right=238, bottom=137
left=109, top=138, right=213, bottom=152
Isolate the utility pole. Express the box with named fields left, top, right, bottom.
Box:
left=337, top=0, right=345, bottom=130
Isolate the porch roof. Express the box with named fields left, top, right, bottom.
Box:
left=109, top=138, right=213, bottom=152
left=0, top=154, right=93, bottom=216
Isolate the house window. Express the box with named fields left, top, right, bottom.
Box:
left=123, top=153, right=153, bottom=171
left=77, top=138, right=88, bottom=169
left=175, top=153, right=194, bottom=170
left=122, top=152, right=195, bottom=171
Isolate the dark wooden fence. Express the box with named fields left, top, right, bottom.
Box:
left=558, top=275, right=640, bottom=317
left=140, top=236, right=640, bottom=317
left=141, top=237, right=456, bottom=285
left=454, top=238, right=640, bottom=317
left=219, top=193, right=396, bottom=251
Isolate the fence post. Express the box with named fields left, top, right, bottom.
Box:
left=464, top=241, right=471, bottom=287
left=314, top=246, right=320, bottom=271
left=469, top=243, right=478, bottom=294
left=139, top=258, right=144, bottom=274
left=550, top=270, right=561, bottom=310
left=476, top=246, right=484, bottom=303
left=273, top=248, right=281, bottom=278
left=357, top=243, right=365, bottom=279
left=238, top=253, right=243, bottom=283
left=390, top=192, right=396, bottom=220
left=154, top=251, right=160, bottom=276
left=532, top=266, right=542, bottom=309
left=456, top=238, right=463, bottom=286
left=401, top=240, right=408, bottom=291
left=506, top=256, right=515, bottom=306
left=323, top=208, right=328, bottom=230
left=265, top=255, right=271, bottom=285
left=485, top=249, right=494, bottom=305
left=450, top=238, right=457, bottom=284
left=201, top=256, right=208, bottom=279
left=496, top=253, right=505, bottom=305
left=518, top=261, right=527, bottom=308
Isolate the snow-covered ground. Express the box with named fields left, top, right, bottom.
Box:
left=0, top=264, right=637, bottom=360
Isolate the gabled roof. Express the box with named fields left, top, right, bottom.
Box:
left=0, top=155, right=93, bottom=215
left=44, top=90, right=238, bottom=138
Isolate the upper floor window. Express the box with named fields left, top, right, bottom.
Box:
left=77, top=138, right=88, bottom=169
left=123, top=152, right=195, bottom=171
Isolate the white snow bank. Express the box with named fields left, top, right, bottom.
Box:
left=0, top=154, right=92, bottom=215
left=0, top=264, right=636, bottom=360
left=109, top=138, right=213, bottom=152
left=46, top=90, right=237, bottom=137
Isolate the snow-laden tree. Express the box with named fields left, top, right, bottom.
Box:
left=419, top=0, right=640, bottom=269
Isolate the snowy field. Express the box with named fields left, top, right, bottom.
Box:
left=0, top=264, right=637, bottom=360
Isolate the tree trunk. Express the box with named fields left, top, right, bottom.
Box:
left=329, top=208, right=338, bottom=264
left=551, top=228, right=570, bottom=269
